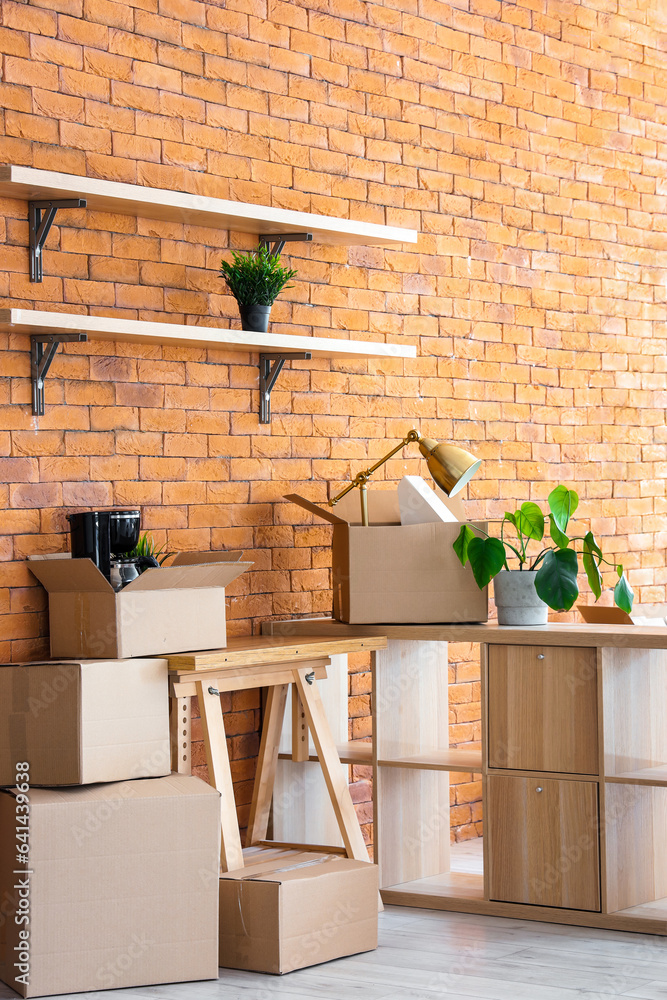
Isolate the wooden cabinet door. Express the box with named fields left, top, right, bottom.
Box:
left=487, top=774, right=600, bottom=911
left=487, top=644, right=598, bottom=774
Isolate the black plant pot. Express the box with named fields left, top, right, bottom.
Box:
left=239, top=303, right=271, bottom=333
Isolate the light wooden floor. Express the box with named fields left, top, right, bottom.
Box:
left=3, top=840, right=667, bottom=1000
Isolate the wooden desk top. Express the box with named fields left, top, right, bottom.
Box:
left=166, top=633, right=387, bottom=671
left=261, top=618, right=667, bottom=650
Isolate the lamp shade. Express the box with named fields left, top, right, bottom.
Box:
left=417, top=436, right=482, bottom=497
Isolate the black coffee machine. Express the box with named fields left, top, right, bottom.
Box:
left=68, top=510, right=156, bottom=588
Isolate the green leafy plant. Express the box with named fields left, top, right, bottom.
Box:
left=128, top=532, right=171, bottom=566
left=453, top=485, right=633, bottom=613
left=219, top=244, right=298, bottom=306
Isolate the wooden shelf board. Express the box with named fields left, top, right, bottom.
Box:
left=279, top=741, right=373, bottom=766
left=378, top=748, right=482, bottom=772
left=383, top=870, right=485, bottom=902
left=614, top=896, right=667, bottom=920
left=167, top=634, right=387, bottom=672
left=263, top=617, right=667, bottom=649
left=381, top=884, right=667, bottom=933
left=0, top=165, right=418, bottom=247
left=0, top=309, right=416, bottom=361
left=606, top=765, right=667, bottom=786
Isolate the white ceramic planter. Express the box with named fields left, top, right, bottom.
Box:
left=493, top=569, right=548, bottom=625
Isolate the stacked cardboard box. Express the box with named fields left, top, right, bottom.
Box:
left=1, top=551, right=379, bottom=991
left=0, top=657, right=221, bottom=998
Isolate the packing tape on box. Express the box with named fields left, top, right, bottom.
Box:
left=234, top=855, right=339, bottom=937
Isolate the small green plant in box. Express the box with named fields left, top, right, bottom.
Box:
left=128, top=532, right=171, bottom=566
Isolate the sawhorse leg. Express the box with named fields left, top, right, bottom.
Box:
left=246, top=683, right=289, bottom=845
left=170, top=694, right=191, bottom=774
left=294, top=667, right=370, bottom=863
left=196, top=679, right=244, bottom=873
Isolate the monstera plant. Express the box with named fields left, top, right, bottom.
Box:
left=453, top=486, right=633, bottom=622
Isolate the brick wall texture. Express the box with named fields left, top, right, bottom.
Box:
left=1, top=0, right=667, bottom=846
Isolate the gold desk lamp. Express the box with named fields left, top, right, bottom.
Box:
left=328, top=428, right=482, bottom=527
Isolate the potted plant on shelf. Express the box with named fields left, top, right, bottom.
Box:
left=453, top=485, right=634, bottom=625
left=219, top=243, right=298, bottom=333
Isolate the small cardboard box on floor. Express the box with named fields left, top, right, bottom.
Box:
left=219, top=847, right=378, bottom=974
left=286, top=489, right=488, bottom=624
left=0, top=658, right=170, bottom=786
left=0, top=773, right=220, bottom=998
left=28, top=550, right=252, bottom=659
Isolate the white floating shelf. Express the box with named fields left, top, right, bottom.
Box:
left=0, top=165, right=418, bottom=247
left=0, top=309, right=416, bottom=360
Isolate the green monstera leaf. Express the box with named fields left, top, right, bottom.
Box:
left=535, top=548, right=579, bottom=611
left=515, top=501, right=544, bottom=541
left=582, top=531, right=603, bottom=601
left=548, top=485, right=579, bottom=533
left=614, top=566, right=634, bottom=613
left=453, top=523, right=476, bottom=566
left=466, top=536, right=507, bottom=590
left=548, top=513, right=569, bottom=549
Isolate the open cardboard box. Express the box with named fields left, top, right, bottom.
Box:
left=29, top=550, right=253, bottom=659
left=286, top=489, right=488, bottom=624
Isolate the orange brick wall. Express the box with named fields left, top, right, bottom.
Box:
left=1, top=0, right=667, bottom=844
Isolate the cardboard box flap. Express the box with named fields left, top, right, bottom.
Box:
left=27, top=556, right=113, bottom=594
left=578, top=603, right=667, bottom=626
left=16, top=772, right=221, bottom=806
left=578, top=605, right=633, bottom=625
left=334, top=489, right=401, bottom=525
left=170, top=550, right=245, bottom=566
left=123, top=559, right=252, bottom=593
left=286, top=491, right=402, bottom=526
left=284, top=494, right=347, bottom=525
left=221, top=851, right=371, bottom=884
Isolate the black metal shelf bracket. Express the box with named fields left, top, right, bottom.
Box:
left=31, top=333, right=88, bottom=416
left=29, top=198, right=87, bottom=282
left=259, top=232, right=312, bottom=256
left=259, top=352, right=312, bottom=424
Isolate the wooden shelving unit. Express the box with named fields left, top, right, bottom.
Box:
left=0, top=165, right=418, bottom=247
left=263, top=618, right=667, bottom=936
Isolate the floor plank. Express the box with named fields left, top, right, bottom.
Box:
left=5, top=890, right=667, bottom=1000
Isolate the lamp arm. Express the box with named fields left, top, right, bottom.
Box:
left=328, top=429, right=420, bottom=508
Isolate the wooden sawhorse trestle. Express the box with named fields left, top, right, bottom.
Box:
left=167, top=634, right=387, bottom=873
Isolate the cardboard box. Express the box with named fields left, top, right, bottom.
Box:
left=0, top=658, right=170, bottom=787
left=219, top=847, right=378, bottom=974
left=0, top=773, right=221, bottom=998
left=578, top=604, right=667, bottom=627
left=28, top=550, right=253, bottom=659
left=286, top=490, right=488, bottom=624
